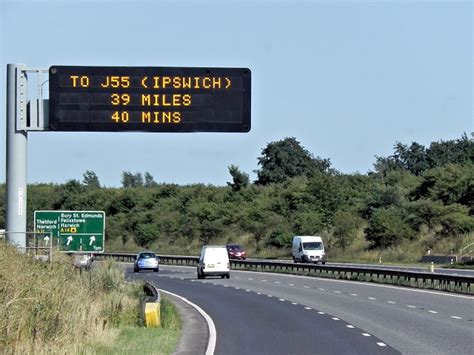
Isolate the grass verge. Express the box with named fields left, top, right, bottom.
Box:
left=0, top=242, right=182, bottom=354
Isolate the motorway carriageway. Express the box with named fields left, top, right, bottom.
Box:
left=129, top=265, right=473, bottom=355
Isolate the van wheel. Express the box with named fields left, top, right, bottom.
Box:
left=293, top=257, right=297, bottom=263
left=226, top=274, right=230, bottom=279
left=322, top=261, right=326, bottom=265
left=221, top=275, right=225, bottom=279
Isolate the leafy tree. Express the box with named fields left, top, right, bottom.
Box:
left=426, top=133, right=474, bottom=168
left=255, top=137, right=331, bottom=185
left=365, top=207, right=414, bottom=248
left=82, top=170, right=100, bottom=188
left=121, top=171, right=144, bottom=187
left=227, top=165, right=249, bottom=191
left=134, top=224, right=159, bottom=247
left=332, top=211, right=363, bottom=252
left=144, top=172, right=158, bottom=187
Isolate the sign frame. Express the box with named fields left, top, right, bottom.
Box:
left=48, top=65, right=251, bottom=133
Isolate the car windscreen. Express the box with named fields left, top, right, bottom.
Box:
left=302, top=242, right=323, bottom=250
left=139, top=253, right=156, bottom=259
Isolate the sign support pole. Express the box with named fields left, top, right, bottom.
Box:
left=6, top=63, right=28, bottom=248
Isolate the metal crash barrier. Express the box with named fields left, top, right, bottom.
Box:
left=94, top=253, right=473, bottom=295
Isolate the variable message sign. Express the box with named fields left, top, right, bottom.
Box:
left=34, top=211, right=105, bottom=252
left=48, top=66, right=251, bottom=132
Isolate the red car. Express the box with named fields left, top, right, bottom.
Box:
left=226, top=244, right=247, bottom=260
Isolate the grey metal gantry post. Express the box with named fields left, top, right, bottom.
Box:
left=6, top=64, right=28, bottom=248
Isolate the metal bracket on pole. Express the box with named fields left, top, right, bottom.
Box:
left=18, top=68, right=49, bottom=131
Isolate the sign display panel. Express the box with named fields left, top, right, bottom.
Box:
left=48, top=66, right=251, bottom=132
left=34, top=210, right=105, bottom=252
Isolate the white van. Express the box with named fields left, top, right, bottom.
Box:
left=197, top=245, right=230, bottom=279
left=292, top=236, right=326, bottom=264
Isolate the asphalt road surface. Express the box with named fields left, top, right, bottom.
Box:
left=129, top=265, right=473, bottom=355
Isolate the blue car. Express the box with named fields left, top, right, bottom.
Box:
left=134, top=251, right=159, bottom=272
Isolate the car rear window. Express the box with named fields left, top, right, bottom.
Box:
left=139, top=253, right=156, bottom=259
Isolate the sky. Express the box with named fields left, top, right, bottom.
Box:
left=0, top=0, right=472, bottom=187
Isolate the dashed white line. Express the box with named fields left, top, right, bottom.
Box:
left=332, top=317, right=340, bottom=321
left=235, top=287, right=240, bottom=290
left=274, top=281, right=281, bottom=284
left=377, top=342, right=387, bottom=347
left=362, top=333, right=371, bottom=337
left=223, top=285, right=229, bottom=287
left=350, top=293, right=357, bottom=296
left=346, top=325, right=355, bottom=329
left=318, top=311, right=325, bottom=315
left=278, top=298, right=286, bottom=302
left=451, top=316, right=462, bottom=320
left=257, top=292, right=262, bottom=295
left=304, top=307, right=312, bottom=310
left=428, top=310, right=438, bottom=314
left=291, top=302, right=298, bottom=305
left=407, top=305, right=416, bottom=308
left=245, top=289, right=251, bottom=292
left=387, top=301, right=396, bottom=304
left=261, top=280, right=267, bottom=282
left=304, top=285, right=310, bottom=289
left=267, top=295, right=273, bottom=298
left=248, top=278, right=253, bottom=281
left=319, top=288, right=325, bottom=291
left=368, top=297, right=376, bottom=300
left=334, top=291, right=341, bottom=294
left=289, top=283, right=295, bottom=286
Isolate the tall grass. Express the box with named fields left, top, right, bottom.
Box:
left=0, top=242, right=142, bottom=353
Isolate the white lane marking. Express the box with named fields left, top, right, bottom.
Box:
left=159, top=289, right=216, bottom=355
left=257, top=292, right=262, bottom=295
left=245, top=289, right=251, bottom=292
left=319, top=288, right=325, bottom=291
left=407, top=305, right=416, bottom=308
left=289, top=283, right=295, bottom=286
left=304, top=285, right=310, bottom=289
left=278, top=298, right=286, bottom=301
left=350, top=293, right=357, bottom=296
left=362, top=333, right=371, bottom=337
left=304, top=307, right=312, bottom=310
left=223, top=285, right=229, bottom=287
left=387, top=301, right=396, bottom=304
left=160, top=265, right=474, bottom=300
left=318, top=311, right=325, bottom=315
left=267, top=295, right=273, bottom=298
left=377, top=342, right=387, bottom=347
left=235, top=287, right=240, bottom=290
left=170, top=276, right=174, bottom=279
left=368, top=297, right=376, bottom=300
left=428, top=310, right=438, bottom=314
left=346, top=325, right=355, bottom=329
left=248, top=278, right=253, bottom=281
left=332, top=317, right=340, bottom=321
left=191, top=280, right=196, bottom=282
left=291, top=302, right=298, bottom=305
left=261, top=280, right=267, bottom=282
left=334, top=291, right=342, bottom=294
left=212, top=283, right=217, bottom=285
left=451, top=316, right=462, bottom=319
left=180, top=278, right=184, bottom=280
left=274, top=281, right=281, bottom=284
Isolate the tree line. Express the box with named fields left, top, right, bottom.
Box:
left=0, top=133, right=472, bottom=261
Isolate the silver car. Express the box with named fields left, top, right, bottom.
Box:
left=134, top=251, right=159, bottom=272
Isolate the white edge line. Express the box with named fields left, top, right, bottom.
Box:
left=159, top=289, right=216, bottom=355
